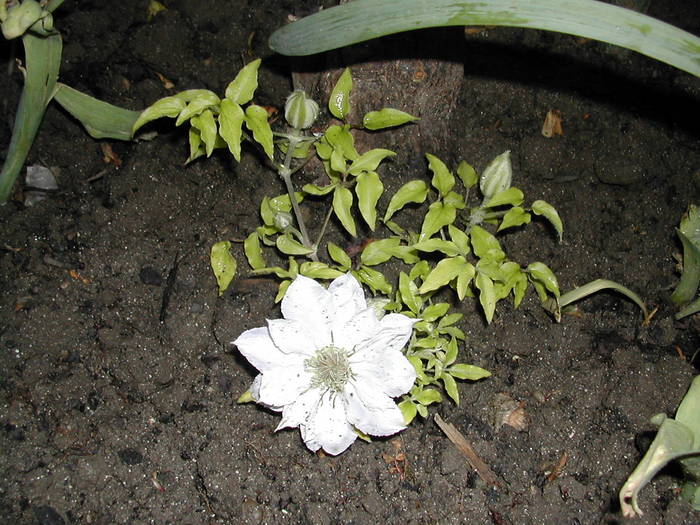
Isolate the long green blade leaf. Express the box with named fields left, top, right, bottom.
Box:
left=269, top=0, right=700, bottom=76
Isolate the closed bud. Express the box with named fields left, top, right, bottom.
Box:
left=284, top=89, right=319, bottom=130
left=274, top=211, right=294, bottom=231
left=480, top=150, right=512, bottom=201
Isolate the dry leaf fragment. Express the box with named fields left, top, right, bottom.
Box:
left=155, top=71, right=175, bottom=90
left=100, top=143, right=122, bottom=168
left=490, top=392, right=530, bottom=431
left=542, top=109, right=564, bottom=138
left=545, top=451, right=569, bottom=483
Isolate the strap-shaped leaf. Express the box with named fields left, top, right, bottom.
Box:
left=356, top=171, right=384, bottom=230
left=225, top=58, right=261, bottom=105
left=363, top=108, right=419, bottom=130
left=333, top=186, right=356, bottom=236
left=244, top=104, right=274, bottom=159
left=218, top=99, right=245, bottom=161
left=383, top=180, right=428, bottom=222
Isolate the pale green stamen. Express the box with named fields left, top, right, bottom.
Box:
left=305, top=345, right=353, bottom=393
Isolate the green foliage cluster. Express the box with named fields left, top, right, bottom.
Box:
left=136, top=60, right=646, bottom=423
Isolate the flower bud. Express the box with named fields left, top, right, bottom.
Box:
left=284, top=89, right=319, bottom=130
left=274, top=211, right=294, bottom=231
left=480, top=150, right=512, bottom=201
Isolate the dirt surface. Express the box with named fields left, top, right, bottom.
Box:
left=1, top=1, right=699, bottom=524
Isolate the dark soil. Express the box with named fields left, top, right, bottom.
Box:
left=1, top=1, right=699, bottom=524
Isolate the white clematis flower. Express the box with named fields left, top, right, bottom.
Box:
left=233, top=273, right=417, bottom=455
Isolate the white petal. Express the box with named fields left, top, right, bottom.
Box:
left=328, top=273, right=367, bottom=334
left=281, top=275, right=333, bottom=341
left=276, top=387, right=322, bottom=431
left=344, top=381, right=406, bottom=436
left=267, top=318, right=320, bottom=355
left=333, top=307, right=378, bottom=351
left=233, top=326, right=292, bottom=373
left=356, top=313, right=417, bottom=357
left=304, top=391, right=357, bottom=455
left=254, top=366, right=311, bottom=409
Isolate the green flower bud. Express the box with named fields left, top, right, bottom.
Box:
left=274, top=211, right=294, bottom=231
left=480, top=150, right=512, bottom=201
left=2, top=0, right=45, bottom=39
left=284, top=89, right=319, bottom=130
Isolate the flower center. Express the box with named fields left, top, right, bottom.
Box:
left=305, top=345, right=352, bottom=393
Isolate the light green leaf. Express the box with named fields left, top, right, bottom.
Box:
left=363, top=108, right=419, bottom=130
left=409, top=260, right=431, bottom=281
left=218, top=99, right=245, bottom=161
left=456, top=264, right=476, bottom=301
left=244, top=104, right=274, bottom=159
left=190, top=109, right=218, bottom=157
left=274, top=279, right=292, bottom=303
left=444, top=338, right=458, bottom=366
left=443, top=191, right=466, bottom=210
left=349, top=148, right=396, bottom=175
left=187, top=127, right=206, bottom=163
left=414, top=388, right=443, bottom=405
left=132, top=95, right=186, bottom=132
left=210, top=241, right=237, bottom=296
left=457, top=160, right=478, bottom=188
left=302, top=182, right=336, bottom=196
left=361, top=238, right=400, bottom=266
left=383, top=180, right=429, bottom=222
left=408, top=356, right=429, bottom=383
left=442, top=373, right=460, bottom=404
left=448, top=224, right=470, bottom=255
left=225, top=58, right=261, bottom=105
left=333, top=186, right=356, bottom=236
left=324, top=124, right=359, bottom=161
left=422, top=302, right=450, bottom=322
left=176, top=91, right=220, bottom=126
left=413, top=238, right=461, bottom=257
left=484, top=187, right=524, bottom=208
left=427, top=153, right=455, bottom=197
left=437, top=312, right=463, bottom=328
left=355, top=266, right=392, bottom=294
left=448, top=364, right=491, bottom=381
left=329, top=67, right=352, bottom=120
left=420, top=201, right=456, bottom=239
left=300, top=262, right=344, bottom=279
left=418, top=256, right=468, bottom=294
left=475, top=272, right=496, bottom=323
left=497, top=206, right=531, bottom=232
left=399, top=271, right=422, bottom=314
left=470, top=225, right=505, bottom=261
left=391, top=245, right=420, bottom=264
left=526, top=262, right=560, bottom=298
left=513, top=272, right=528, bottom=307
left=399, top=399, right=418, bottom=425
left=276, top=234, right=315, bottom=255
left=244, top=232, right=266, bottom=270
left=356, top=171, right=384, bottom=230
left=532, top=200, right=564, bottom=242
left=328, top=242, right=352, bottom=270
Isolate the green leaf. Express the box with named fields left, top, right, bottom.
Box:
left=244, top=104, right=274, bottom=159
left=175, top=91, right=220, bottom=126
left=399, top=271, right=422, bottom=314
left=276, top=234, right=315, bottom=255
left=526, top=262, right=560, bottom=298
left=362, top=108, right=419, bottom=130
left=532, top=200, right=564, bottom=242
left=190, top=109, right=218, bottom=157
left=442, top=373, right=460, bottom=404
left=427, top=153, right=455, bottom=197
left=383, top=180, right=428, bottom=222
left=413, top=238, right=461, bottom=257
left=355, top=266, right=392, bottom=294
left=332, top=186, right=356, bottom=236
left=456, top=265, right=476, bottom=300
left=187, top=128, right=206, bottom=163
left=349, top=148, right=396, bottom=175
left=444, top=338, right=458, bottom=366
left=328, top=242, right=352, bottom=270
left=329, top=67, right=352, bottom=120
left=438, top=312, right=463, bottom=328
left=409, top=260, right=431, bottom=281
left=244, top=232, right=266, bottom=270
left=324, top=124, right=359, bottom=161
left=475, top=272, right=496, bottom=323
left=391, top=245, right=420, bottom=264
left=275, top=279, right=292, bottom=303
left=218, top=99, right=245, bottom=161
left=470, top=225, right=505, bottom=261
left=497, top=206, right=531, bottom=232
left=210, top=241, right=237, bottom=296
left=225, top=58, right=261, bottom=105
left=302, top=182, right=336, bottom=196
left=484, top=186, right=524, bottom=208
left=422, top=302, right=450, bottom=322
left=361, top=238, right=400, bottom=266
left=418, top=256, right=469, bottom=294
left=448, top=364, right=491, bottom=381
left=132, top=95, right=186, bottom=132
left=300, top=262, right=344, bottom=279
left=443, top=191, right=466, bottom=210
left=356, top=171, right=384, bottom=230
left=414, top=388, right=443, bottom=405
left=420, top=201, right=456, bottom=239
left=448, top=224, right=470, bottom=255
left=457, top=160, right=478, bottom=188
left=398, top=399, right=418, bottom=425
